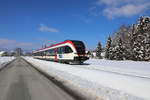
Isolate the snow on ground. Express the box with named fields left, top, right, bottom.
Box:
left=0, top=57, right=15, bottom=69
left=85, top=59, right=150, bottom=79
left=24, top=57, right=150, bottom=100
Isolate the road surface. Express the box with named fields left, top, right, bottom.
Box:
left=0, top=58, right=76, bottom=100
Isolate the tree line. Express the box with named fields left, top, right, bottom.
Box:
left=95, top=16, right=150, bottom=61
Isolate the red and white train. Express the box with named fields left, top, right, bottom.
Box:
left=33, top=40, right=89, bottom=64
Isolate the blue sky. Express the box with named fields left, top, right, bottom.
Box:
left=0, top=0, right=150, bottom=51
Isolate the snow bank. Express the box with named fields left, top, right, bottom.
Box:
left=24, top=57, right=150, bottom=100
left=0, top=57, right=15, bottom=69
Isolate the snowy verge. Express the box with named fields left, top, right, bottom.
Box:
left=23, top=57, right=150, bottom=100
left=85, top=59, right=150, bottom=79
left=0, top=57, right=16, bottom=69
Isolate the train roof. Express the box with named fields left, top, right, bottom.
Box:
left=33, top=40, right=83, bottom=53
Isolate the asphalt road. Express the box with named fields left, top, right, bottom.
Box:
left=0, top=58, right=75, bottom=100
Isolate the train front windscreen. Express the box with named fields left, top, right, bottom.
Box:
left=71, top=40, right=86, bottom=55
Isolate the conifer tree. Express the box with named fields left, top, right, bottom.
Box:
left=131, top=16, right=150, bottom=61
left=96, top=42, right=102, bottom=59
left=105, top=36, right=113, bottom=59
left=113, top=38, right=127, bottom=60
left=145, top=17, right=150, bottom=61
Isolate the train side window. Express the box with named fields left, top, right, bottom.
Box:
left=40, top=52, right=42, bottom=56
left=58, top=48, right=61, bottom=54
left=45, top=50, right=50, bottom=56
left=51, top=49, right=55, bottom=56
left=60, top=47, right=65, bottom=53
left=49, top=49, right=52, bottom=56
left=42, top=52, right=44, bottom=56
left=65, top=46, right=73, bottom=53
left=44, top=51, right=46, bottom=56
left=58, top=46, right=73, bottom=54
left=38, top=52, right=40, bottom=56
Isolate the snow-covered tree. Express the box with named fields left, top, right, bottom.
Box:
left=140, top=16, right=150, bottom=61
left=111, top=25, right=133, bottom=60
left=105, top=36, right=113, bottom=59
left=113, top=38, right=128, bottom=60
left=131, top=16, right=150, bottom=61
left=108, top=16, right=150, bottom=61
left=96, top=42, right=102, bottom=59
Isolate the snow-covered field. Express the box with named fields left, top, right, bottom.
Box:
left=0, top=57, right=15, bottom=69
left=24, top=57, right=150, bottom=100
